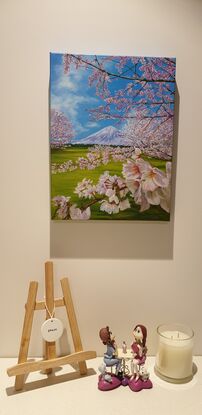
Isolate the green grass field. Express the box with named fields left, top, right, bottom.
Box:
left=51, top=146, right=170, bottom=221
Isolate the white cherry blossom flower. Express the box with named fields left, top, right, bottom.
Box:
left=144, top=190, right=161, bottom=205
left=97, top=172, right=130, bottom=214
left=100, top=201, right=120, bottom=214
left=77, top=157, right=89, bottom=169
left=139, top=161, right=171, bottom=212
left=131, top=148, right=142, bottom=160
left=70, top=205, right=91, bottom=220
left=106, top=190, right=120, bottom=205
left=134, top=186, right=150, bottom=212
left=136, top=158, right=169, bottom=192
left=153, top=162, right=172, bottom=212
left=74, top=178, right=96, bottom=199
left=52, top=195, right=70, bottom=207
left=122, top=159, right=141, bottom=181
left=125, top=179, right=140, bottom=195
left=52, top=196, right=70, bottom=219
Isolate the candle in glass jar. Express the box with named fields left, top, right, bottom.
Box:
left=155, top=324, right=194, bottom=383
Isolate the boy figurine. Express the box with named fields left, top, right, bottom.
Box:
left=98, top=326, right=122, bottom=391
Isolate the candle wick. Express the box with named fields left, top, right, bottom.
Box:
left=178, top=332, right=179, bottom=338
left=171, top=335, right=173, bottom=340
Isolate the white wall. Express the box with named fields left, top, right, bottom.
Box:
left=1, top=0, right=202, bottom=358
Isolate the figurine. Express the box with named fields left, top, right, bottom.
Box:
left=98, top=326, right=122, bottom=391
left=130, top=324, right=147, bottom=379
left=122, top=341, right=127, bottom=354
left=128, top=324, right=153, bottom=392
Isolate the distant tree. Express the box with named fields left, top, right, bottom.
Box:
left=50, top=109, right=74, bottom=148
left=122, top=116, right=173, bottom=160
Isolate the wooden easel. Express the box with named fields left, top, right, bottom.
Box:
left=7, top=261, right=96, bottom=390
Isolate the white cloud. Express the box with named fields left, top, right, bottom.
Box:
left=51, top=92, right=99, bottom=122
left=85, top=121, right=100, bottom=129
left=58, top=76, right=77, bottom=91
left=75, top=123, right=89, bottom=134
left=51, top=94, right=85, bottom=119
left=53, top=63, right=83, bottom=92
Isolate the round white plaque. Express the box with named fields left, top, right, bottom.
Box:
left=41, top=318, right=63, bottom=342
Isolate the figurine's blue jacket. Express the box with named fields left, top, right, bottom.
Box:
left=104, top=345, right=115, bottom=359
left=104, top=345, right=121, bottom=372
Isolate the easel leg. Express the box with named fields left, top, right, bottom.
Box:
left=44, top=261, right=56, bottom=374
left=15, top=281, right=38, bottom=391
left=61, top=278, right=87, bottom=375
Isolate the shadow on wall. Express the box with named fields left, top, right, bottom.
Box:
left=50, top=88, right=179, bottom=260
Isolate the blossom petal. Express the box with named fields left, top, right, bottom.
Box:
left=153, top=168, right=169, bottom=188
left=70, top=205, right=91, bottom=220
left=119, top=199, right=130, bottom=211
left=145, top=190, right=161, bottom=205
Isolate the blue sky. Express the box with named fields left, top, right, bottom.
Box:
left=50, top=53, right=124, bottom=140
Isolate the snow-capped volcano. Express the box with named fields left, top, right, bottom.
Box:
left=74, top=126, right=129, bottom=145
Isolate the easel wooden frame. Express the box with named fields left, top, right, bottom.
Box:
left=7, top=261, right=96, bottom=391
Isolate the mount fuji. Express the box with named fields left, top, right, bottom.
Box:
left=74, top=126, right=130, bottom=146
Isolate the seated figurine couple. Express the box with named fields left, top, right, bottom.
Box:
left=98, top=324, right=152, bottom=392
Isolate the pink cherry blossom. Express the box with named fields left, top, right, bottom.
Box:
left=77, top=157, right=89, bottom=170
left=133, top=185, right=150, bottom=212
left=155, top=161, right=171, bottom=212
left=70, top=205, right=91, bottom=220
left=74, top=178, right=96, bottom=199
left=100, top=200, right=119, bottom=214
left=131, top=148, right=142, bottom=160
left=136, top=158, right=168, bottom=192
left=99, top=196, right=130, bottom=214
left=50, top=109, right=74, bottom=148
left=96, top=172, right=130, bottom=214
left=105, top=189, right=120, bottom=205
left=122, top=160, right=141, bottom=181
left=52, top=196, right=70, bottom=219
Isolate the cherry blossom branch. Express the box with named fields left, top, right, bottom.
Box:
left=68, top=54, right=175, bottom=83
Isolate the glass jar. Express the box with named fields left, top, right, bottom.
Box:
left=155, top=323, right=194, bottom=383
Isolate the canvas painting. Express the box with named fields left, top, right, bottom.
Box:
left=50, top=54, right=176, bottom=221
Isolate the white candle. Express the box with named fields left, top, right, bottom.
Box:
left=155, top=324, right=194, bottom=383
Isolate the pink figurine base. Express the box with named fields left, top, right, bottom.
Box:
left=98, top=374, right=122, bottom=391
left=128, top=378, right=153, bottom=392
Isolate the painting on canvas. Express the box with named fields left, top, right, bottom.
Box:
left=50, top=54, right=176, bottom=220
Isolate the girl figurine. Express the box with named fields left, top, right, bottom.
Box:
left=131, top=324, right=147, bottom=380
left=98, top=326, right=122, bottom=391
left=129, top=324, right=153, bottom=392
